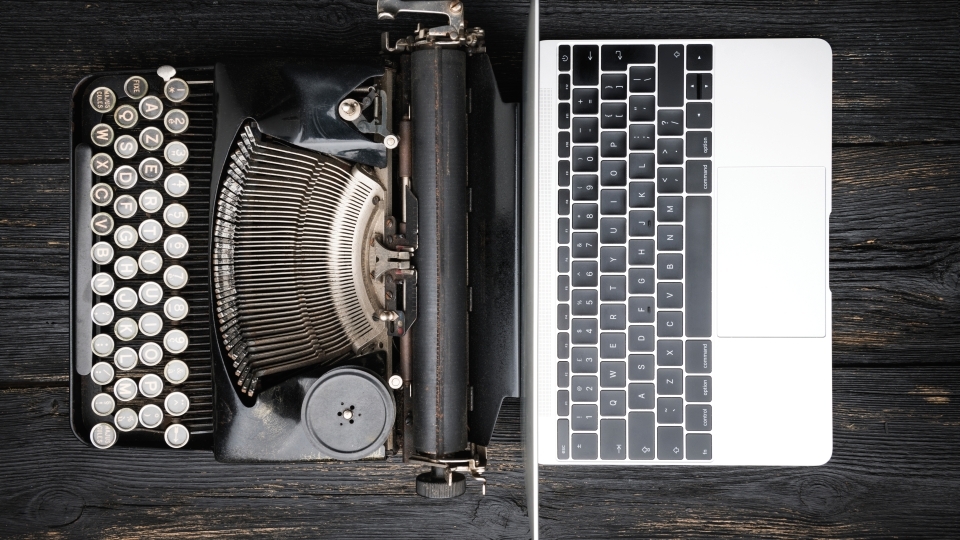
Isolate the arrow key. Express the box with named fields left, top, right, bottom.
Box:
left=686, top=102, right=712, bottom=129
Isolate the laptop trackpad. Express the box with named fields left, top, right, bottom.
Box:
left=717, top=167, right=827, bottom=338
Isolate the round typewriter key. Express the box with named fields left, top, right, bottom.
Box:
left=91, top=241, right=114, bottom=265
left=163, top=265, right=188, bottom=289
left=163, top=141, right=189, bottom=166
left=90, top=123, right=115, bottom=147
left=164, top=78, right=190, bottom=103
left=92, top=393, right=116, bottom=416
left=138, top=281, right=163, bottom=306
left=114, top=407, right=139, bottom=432
left=114, top=346, right=138, bottom=370
left=138, top=312, right=163, bottom=337
left=163, top=234, right=189, bottom=259
left=113, top=377, right=138, bottom=402
left=114, top=224, right=138, bottom=249
left=138, top=250, right=163, bottom=274
left=139, top=157, right=163, bottom=182
left=90, top=152, right=114, bottom=176
left=91, top=272, right=115, bottom=295
left=163, top=329, right=189, bottom=354
left=114, top=134, right=138, bottom=159
left=139, top=125, right=164, bottom=151
left=113, top=255, right=138, bottom=280
left=164, top=423, right=190, bottom=448
left=113, top=286, right=138, bottom=311
left=90, top=183, right=114, bottom=206
left=114, top=104, right=139, bottom=129
left=92, top=333, right=115, bottom=357
left=139, top=373, right=164, bottom=399
left=91, top=302, right=115, bottom=326
left=164, top=392, right=190, bottom=417
left=114, top=316, right=138, bottom=341
left=164, top=173, right=189, bottom=197
left=89, top=86, right=117, bottom=114
left=163, top=109, right=189, bottom=134
left=163, top=203, right=188, bottom=228
left=113, top=165, right=138, bottom=190
left=91, top=361, right=115, bottom=386
left=139, top=95, right=164, bottom=120
left=90, top=422, right=118, bottom=449
left=163, top=296, right=189, bottom=322
left=138, top=219, right=163, bottom=244
left=139, top=188, right=163, bottom=213
left=139, top=404, right=164, bottom=429
left=123, top=75, right=149, bottom=99
left=138, top=342, right=163, bottom=366
left=113, top=194, right=137, bottom=219
left=164, top=359, right=189, bottom=385
left=90, top=212, right=114, bottom=236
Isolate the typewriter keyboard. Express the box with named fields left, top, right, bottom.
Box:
left=554, top=44, right=714, bottom=461
left=75, top=67, right=215, bottom=449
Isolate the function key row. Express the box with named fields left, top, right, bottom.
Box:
left=558, top=44, right=711, bottom=79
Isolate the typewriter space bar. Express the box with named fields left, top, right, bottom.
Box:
left=686, top=196, right=711, bottom=337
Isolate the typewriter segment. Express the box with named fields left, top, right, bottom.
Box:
left=213, top=124, right=392, bottom=397
left=71, top=0, right=520, bottom=498
left=74, top=66, right=215, bottom=449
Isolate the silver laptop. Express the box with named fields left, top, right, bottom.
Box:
left=521, top=0, right=832, bottom=535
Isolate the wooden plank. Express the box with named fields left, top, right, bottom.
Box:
left=0, top=0, right=957, bottom=162
left=0, top=163, right=70, bottom=298
left=0, top=299, right=69, bottom=385
left=1, top=368, right=958, bottom=537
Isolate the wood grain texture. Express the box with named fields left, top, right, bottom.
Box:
left=0, top=368, right=957, bottom=538
left=1, top=0, right=959, bottom=537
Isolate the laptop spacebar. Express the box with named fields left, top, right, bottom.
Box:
left=686, top=197, right=712, bottom=337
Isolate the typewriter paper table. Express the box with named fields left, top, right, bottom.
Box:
left=1, top=0, right=959, bottom=538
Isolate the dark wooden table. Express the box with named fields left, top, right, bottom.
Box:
left=2, top=1, right=959, bottom=537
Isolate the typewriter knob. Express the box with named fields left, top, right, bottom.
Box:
left=302, top=367, right=395, bottom=460
left=416, top=466, right=466, bottom=499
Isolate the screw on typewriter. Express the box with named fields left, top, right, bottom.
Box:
left=377, top=0, right=490, bottom=497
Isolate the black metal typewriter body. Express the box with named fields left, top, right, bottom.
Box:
left=70, top=1, right=520, bottom=496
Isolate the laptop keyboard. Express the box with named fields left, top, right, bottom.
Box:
left=554, top=44, right=713, bottom=461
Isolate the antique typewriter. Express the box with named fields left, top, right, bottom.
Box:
left=70, top=0, right=519, bottom=497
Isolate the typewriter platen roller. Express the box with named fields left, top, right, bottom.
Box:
left=70, top=0, right=519, bottom=496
